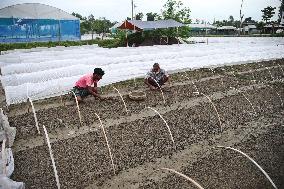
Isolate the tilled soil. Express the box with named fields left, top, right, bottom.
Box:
left=8, top=76, right=253, bottom=140
left=4, top=59, right=284, bottom=189
left=140, top=120, right=284, bottom=189
left=11, top=89, right=284, bottom=188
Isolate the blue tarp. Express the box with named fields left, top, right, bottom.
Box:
left=0, top=18, right=80, bottom=43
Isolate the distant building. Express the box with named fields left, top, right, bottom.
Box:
left=216, top=26, right=238, bottom=35
left=187, top=23, right=217, bottom=35
left=243, top=24, right=259, bottom=34
left=116, top=19, right=184, bottom=31
left=112, top=19, right=185, bottom=46
left=110, top=22, right=122, bottom=33
left=263, top=24, right=284, bottom=34
left=0, top=3, right=80, bottom=43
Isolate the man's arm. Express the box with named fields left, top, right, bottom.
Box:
left=144, top=78, right=156, bottom=90
left=162, top=69, right=170, bottom=84
left=87, top=86, right=102, bottom=98
left=144, top=71, right=156, bottom=90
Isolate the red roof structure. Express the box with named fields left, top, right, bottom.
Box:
left=117, top=19, right=184, bottom=31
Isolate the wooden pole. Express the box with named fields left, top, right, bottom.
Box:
left=131, top=0, right=134, bottom=20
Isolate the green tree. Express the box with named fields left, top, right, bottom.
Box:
left=92, top=18, right=113, bottom=39
left=243, top=17, right=257, bottom=24
left=146, top=12, right=159, bottom=21
left=256, top=21, right=265, bottom=33
left=82, top=15, right=113, bottom=40
left=227, top=16, right=235, bottom=26
left=162, top=0, right=191, bottom=24
left=261, top=6, right=276, bottom=23
left=135, top=12, right=144, bottom=20
left=72, top=12, right=82, bottom=20
left=161, top=0, right=191, bottom=38
left=279, top=0, right=284, bottom=23
left=233, top=20, right=241, bottom=28
left=72, top=12, right=89, bottom=34
left=80, top=20, right=90, bottom=35
left=87, top=14, right=96, bottom=40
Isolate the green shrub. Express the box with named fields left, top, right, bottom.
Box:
left=0, top=39, right=107, bottom=53
left=97, top=39, right=121, bottom=48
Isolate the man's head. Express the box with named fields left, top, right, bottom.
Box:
left=93, top=68, right=105, bottom=81
left=152, top=63, right=160, bottom=72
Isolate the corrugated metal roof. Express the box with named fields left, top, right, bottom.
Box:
left=244, top=25, right=257, bottom=29
left=217, top=26, right=237, bottom=30
left=110, top=22, right=123, bottom=29
left=118, top=19, right=184, bottom=30
left=188, top=23, right=216, bottom=29
left=0, top=3, right=78, bottom=20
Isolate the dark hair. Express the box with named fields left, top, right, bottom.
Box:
left=153, top=63, right=159, bottom=67
left=93, top=68, right=105, bottom=76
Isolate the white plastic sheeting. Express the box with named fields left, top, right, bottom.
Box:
left=1, top=38, right=284, bottom=105
left=0, top=175, right=25, bottom=189
left=0, top=109, right=16, bottom=147
left=0, top=148, right=14, bottom=177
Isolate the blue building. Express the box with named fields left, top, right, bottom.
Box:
left=0, top=3, right=80, bottom=43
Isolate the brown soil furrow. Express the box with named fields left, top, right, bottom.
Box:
left=11, top=85, right=283, bottom=189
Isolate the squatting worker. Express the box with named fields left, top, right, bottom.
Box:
left=144, top=63, right=169, bottom=90
left=73, top=68, right=105, bottom=102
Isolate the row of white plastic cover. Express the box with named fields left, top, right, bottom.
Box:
left=1, top=46, right=283, bottom=88
left=1, top=43, right=272, bottom=87
left=1, top=38, right=284, bottom=105
left=1, top=37, right=283, bottom=74
left=2, top=39, right=283, bottom=86
left=0, top=44, right=99, bottom=66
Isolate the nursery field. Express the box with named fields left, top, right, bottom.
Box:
left=3, top=59, right=284, bottom=189
left=0, top=37, right=283, bottom=189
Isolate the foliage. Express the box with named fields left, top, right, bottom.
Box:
left=279, top=0, right=284, bottom=23
left=135, top=13, right=144, bottom=20
left=214, top=16, right=258, bottom=29
left=72, top=12, right=114, bottom=38
left=261, top=6, right=276, bottom=23
left=256, top=21, right=265, bottom=32
left=71, top=12, right=87, bottom=20
left=86, top=16, right=113, bottom=39
left=111, top=30, right=129, bottom=47
left=0, top=38, right=124, bottom=52
left=214, top=17, right=240, bottom=28
left=72, top=12, right=89, bottom=34
left=162, top=0, right=191, bottom=23
left=146, top=12, right=159, bottom=21
left=229, top=16, right=234, bottom=24
left=243, top=17, right=257, bottom=24
left=127, top=32, right=145, bottom=46
left=97, top=39, right=121, bottom=48
left=160, top=0, right=191, bottom=38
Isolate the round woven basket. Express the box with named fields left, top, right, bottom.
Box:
left=128, top=91, right=146, bottom=101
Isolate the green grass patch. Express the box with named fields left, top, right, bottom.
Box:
left=0, top=39, right=123, bottom=53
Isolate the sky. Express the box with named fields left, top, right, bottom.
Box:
left=0, top=0, right=281, bottom=23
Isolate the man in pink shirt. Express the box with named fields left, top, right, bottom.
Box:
left=73, top=68, right=105, bottom=102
